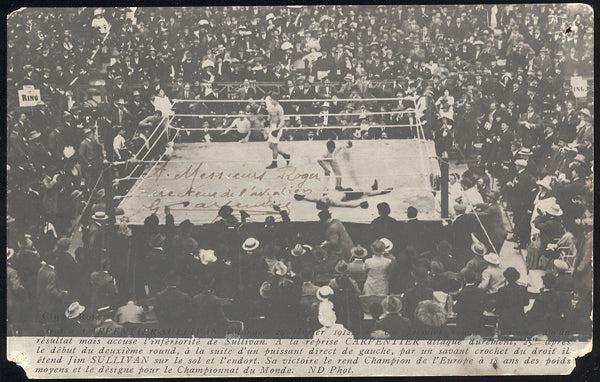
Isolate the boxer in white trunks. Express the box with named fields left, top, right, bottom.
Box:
left=293, top=179, right=392, bottom=209
left=264, top=94, right=291, bottom=169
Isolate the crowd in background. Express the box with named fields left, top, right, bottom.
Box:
left=7, top=5, right=593, bottom=340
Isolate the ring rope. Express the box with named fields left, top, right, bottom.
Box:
left=170, top=123, right=416, bottom=131
left=111, top=153, right=439, bottom=166
left=123, top=114, right=175, bottom=181
left=122, top=115, right=179, bottom=198
left=131, top=115, right=168, bottom=159
left=172, top=109, right=417, bottom=119
left=172, top=96, right=415, bottom=103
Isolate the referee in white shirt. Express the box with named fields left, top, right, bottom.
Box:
left=220, top=110, right=252, bottom=142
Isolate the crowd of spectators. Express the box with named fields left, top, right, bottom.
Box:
left=7, top=5, right=593, bottom=340
left=7, top=192, right=592, bottom=340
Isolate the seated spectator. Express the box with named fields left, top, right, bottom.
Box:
left=115, top=300, right=146, bottom=326
left=495, top=267, right=529, bottom=337
left=454, top=270, right=487, bottom=337
left=552, top=259, right=574, bottom=293
left=527, top=273, right=571, bottom=339
left=379, top=296, right=411, bottom=339
left=411, top=300, right=451, bottom=340
left=313, top=286, right=354, bottom=339
left=330, top=275, right=363, bottom=337
left=402, top=266, right=434, bottom=320
left=432, top=240, right=460, bottom=273
left=478, top=253, right=505, bottom=295
left=329, top=260, right=361, bottom=295
left=154, top=272, right=191, bottom=332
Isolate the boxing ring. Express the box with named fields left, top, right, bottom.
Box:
left=115, top=96, right=441, bottom=225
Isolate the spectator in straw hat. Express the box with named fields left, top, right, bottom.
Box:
left=533, top=203, right=565, bottom=261
left=329, top=260, right=361, bottom=295
left=347, top=245, right=368, bottom=288
left=460, top=239, right=488, bottom=279
left=288, top=243, right=315, bottom=275
left=362, top=240, right=393, bottom=296
left=379, top=296, right=411, bottom=339
left=495, top=267, right=529, bottom=337
left=478, top=253, right=504, bottom=295
left=507, top=158, right=537, bottom=249
left=313, top=289, right=354, bottom=340
left=60, top=301, right=91, bottom=336
left=233, top=237, right=268, bottom=315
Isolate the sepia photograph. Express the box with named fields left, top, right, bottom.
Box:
left=5, top=4, right=594, bottom=377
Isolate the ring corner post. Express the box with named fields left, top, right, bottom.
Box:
left=440, top=152, right=449, bottom=219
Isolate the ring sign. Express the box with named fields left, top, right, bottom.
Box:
left=18, top=85, right=42, bottom=107
left=570, top=76, right=587, bottom=98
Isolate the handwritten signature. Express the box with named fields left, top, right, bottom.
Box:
left=138, top=163, right=322, bottom=215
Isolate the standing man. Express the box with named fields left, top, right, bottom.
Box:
left=264, top=94, right=291, bottom=169
left=78, top=128, right=103, bottom=191
left=317, top=140, right=354, bottom=192
left=472, top=191, right=507, bottom=254
left=318, top=209, right=355, bottom=261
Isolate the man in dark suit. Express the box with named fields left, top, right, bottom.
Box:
left=553, top=260, right=574, bottom=293
left=519, top=104, right=543, bottom=148
left=89, top=268, right=118, bottom=318
left=527, top=273, right=571, bottom=338
left=36, top=256, right=69, bottom=325
left=54, top=237, right=85, bottom=303
left=403, top=206, right=429, bottom=253
left=450, top=204, right=478, bottom=267
left=108, top=76, right=131, bottom=103
left=127, top=90, right=147, bottom=127
left=495, top=267, right=530, bottom=336
left=455, top=103, right=478, bottom=161
left=109, top=98, right=134, bottom=137
left=379, top=296, right=412, bottom=339
left=402, top=267, right=434, bottom=320
left=77, top=128, right=103, bottom=189
left=472, top=191, right=507, bottom=254
left=453, top=270, right=487, bottom=338
left=320, top=209, right=355, bottom=261
left=370, top=202, right=398, bottom=245
left=46, top=124, right=66, bottom=163
left=154, top=272, right=192, bottom=332
left=507, top=159, right=536, bottom=248
left=237, top=79, right=256, bottom=100
left=177, top=82, right=196, bottom=101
